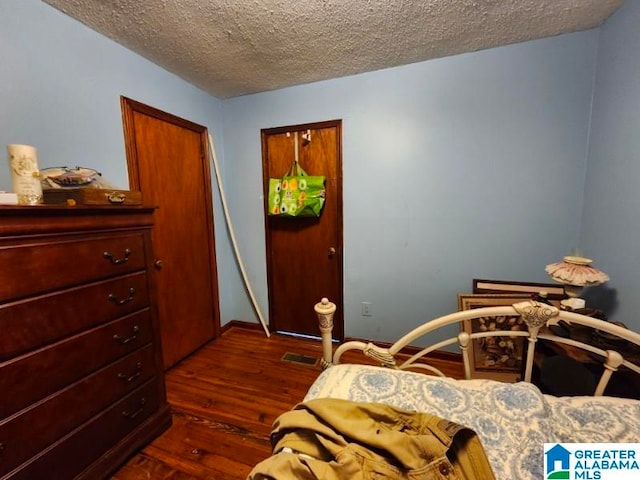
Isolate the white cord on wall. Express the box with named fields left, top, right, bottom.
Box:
left=207, top=132, right=271, bottom=338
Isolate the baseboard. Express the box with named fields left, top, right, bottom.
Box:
left=221, top=320, right=264, bottom=334
left=222, top=321, right=461, bottom=361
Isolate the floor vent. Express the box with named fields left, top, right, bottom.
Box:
left=281, top=352, right=319, bottom=367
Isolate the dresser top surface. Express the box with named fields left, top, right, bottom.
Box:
left=0, top=205, right=155, bottom=236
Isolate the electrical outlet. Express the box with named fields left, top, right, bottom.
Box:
left=361, top=302, right=372, bottom=316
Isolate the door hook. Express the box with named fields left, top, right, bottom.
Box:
left=302, top=129, right=311, bottom=144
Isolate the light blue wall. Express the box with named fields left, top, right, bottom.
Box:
left=581, top=0, right=640, bottom=330
left=0, top=1, right=224, bottom=188
left=222, top=31, right=598, bottom=341
left=0, top=1, right=239, bottom=324
left=4, top=0, right=620, bottom=342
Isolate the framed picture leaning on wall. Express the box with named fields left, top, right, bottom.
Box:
left=472, top=278, right=565, bottom=303
left=457, top=293, right=534, bottom=382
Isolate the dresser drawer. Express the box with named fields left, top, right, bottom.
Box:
left=0, top=272, right=150, bottom=360
left=0, top=347, right=157, bottom=477
left=3, top=379, right=161, bottom=480
left=0, top=310, right=153, bottom=419
left=0, top=233, right=147, bottom=302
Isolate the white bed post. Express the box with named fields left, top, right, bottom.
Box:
left=458, top=332, right=472, bottom=380
left=594, top=350, right=624, bottom=396
left=315, top=297, right=336, bottom=368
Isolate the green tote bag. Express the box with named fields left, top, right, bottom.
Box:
left=268, top=162, right=325, bottom=218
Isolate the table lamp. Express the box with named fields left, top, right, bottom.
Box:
left=545, top=254, right=609, bottom=310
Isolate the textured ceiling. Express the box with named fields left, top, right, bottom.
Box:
left=43, top=0, right=625, bottom=99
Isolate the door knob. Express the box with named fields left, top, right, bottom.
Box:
left=154, top=259, right=164, bottom=269
left=328, top=247, right=336, bottom=258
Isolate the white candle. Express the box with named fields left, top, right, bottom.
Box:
left=7, top=144, right=43, bottom=205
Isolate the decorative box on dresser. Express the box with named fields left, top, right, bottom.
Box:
left=0, top=205, right=171, bottom=480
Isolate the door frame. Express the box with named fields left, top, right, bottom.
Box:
left=120, top=96, right=221, bottom=339
left=261, top=119, right=344, bottom=339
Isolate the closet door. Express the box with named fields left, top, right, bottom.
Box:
left=121, top=97, right=220, bottom=369
left=262, top=120, right=344, bottom=339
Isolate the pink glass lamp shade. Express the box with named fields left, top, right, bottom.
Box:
left=545, top=255, right=610, bottom=300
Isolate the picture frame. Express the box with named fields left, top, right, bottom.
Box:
left=457, top=293, right=534, bottom=382
left=472, top=278, right=565, bottom=302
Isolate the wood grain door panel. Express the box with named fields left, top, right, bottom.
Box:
left=121, top=98, right=220, bottom=368
left=262, top=121, right=343, bottom=338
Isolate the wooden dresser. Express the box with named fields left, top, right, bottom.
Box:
left=0, top=206, right=171, bottom=479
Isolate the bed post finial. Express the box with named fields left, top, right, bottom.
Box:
left=315, top=297, right=336, bottom=369
left=513, top=300, right=559, bottom=383
left=594, top=350, right=624, bottom=396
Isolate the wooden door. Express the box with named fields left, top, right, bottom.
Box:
left=262, top=120, right=343, bottom=339
left=121, top=97, right=220, bottom=369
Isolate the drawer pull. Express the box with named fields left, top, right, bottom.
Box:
left=122, top=397, right=146, bottom=420
left=103, top=248, right=132, bottom=265
left=117, top=362, right=143, bottom=383
left=113, top=325, right=140, bottom=345
left=0, top=442, right=4, bottom=454
left=108, top=287, right=136, bottom=305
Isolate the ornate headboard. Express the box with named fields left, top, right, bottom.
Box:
left=314, top=298, right=640, bottom=396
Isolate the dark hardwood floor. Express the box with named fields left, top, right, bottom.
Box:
left=110, top=326, right=464, bottom=479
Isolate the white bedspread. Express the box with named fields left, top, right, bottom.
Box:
left=303, top=364, right=640, bottom=480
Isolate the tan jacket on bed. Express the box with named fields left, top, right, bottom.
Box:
left=248, top=398, right=495, bottom=480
